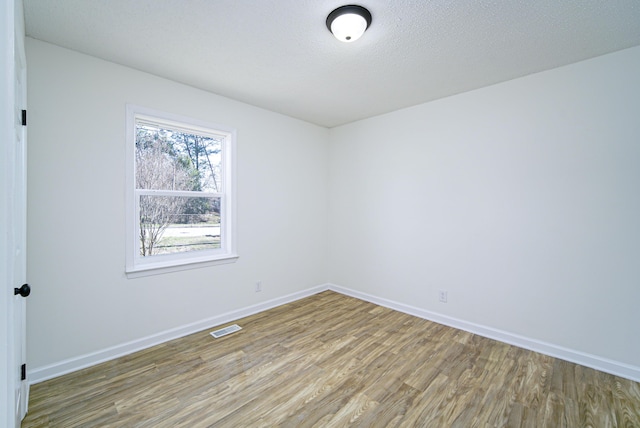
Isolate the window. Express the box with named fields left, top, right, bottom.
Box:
left=126, top=105, right=237, bottom=276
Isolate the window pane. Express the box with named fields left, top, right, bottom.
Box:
left=139, top=195, right=221, bottom=256
left=136, top=122, right=223, bottom=192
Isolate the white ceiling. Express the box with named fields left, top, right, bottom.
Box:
left=23, top=0, right=640, bottom=128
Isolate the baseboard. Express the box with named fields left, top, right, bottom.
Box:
left=328, top=283, right=640, bottom=383
left=29, top=284, right=329, bottom=384
left=30, top=282, right=640, bottom=384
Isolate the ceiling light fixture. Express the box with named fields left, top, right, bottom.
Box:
left=326, top=5, right=372, bottom=43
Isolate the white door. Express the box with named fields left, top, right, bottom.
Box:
left=13, top=8, right=29, bottom=423
left=1, top=0, right=29, bottom=426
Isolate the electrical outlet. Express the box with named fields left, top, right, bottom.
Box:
left=438, top=290, right=448, bottom=303
left=255, top=281, right=262, bottom=292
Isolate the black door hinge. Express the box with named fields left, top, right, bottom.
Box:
left=21, top=110, right=27, bottom=126
left=21, top=363, right=26, bottom=381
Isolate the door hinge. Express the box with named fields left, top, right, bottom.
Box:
left=21, top=363, right=26, bottom=381
left=21, top=110, right=27, bottom=126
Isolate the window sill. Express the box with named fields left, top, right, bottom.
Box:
left=126, top=254, right=239, bottom=278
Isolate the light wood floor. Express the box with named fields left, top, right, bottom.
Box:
left=22, top=291, right=640, bottom=427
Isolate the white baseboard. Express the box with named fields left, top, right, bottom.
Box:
left=327, top=283, right=640, bottom=382
left=30, top=282, right=640, bottom=384
left=29, top=284, right=328, bottom=384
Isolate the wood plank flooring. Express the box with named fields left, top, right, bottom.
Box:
left=22, top=291, right=640, bottom=427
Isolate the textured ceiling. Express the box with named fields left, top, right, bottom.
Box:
left=23, top=0, right=640, bottom=128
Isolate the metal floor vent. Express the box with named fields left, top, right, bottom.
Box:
left=210, top=324, right=242, bottom=338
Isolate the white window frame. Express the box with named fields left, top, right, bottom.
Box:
left=125, top=104, right=237, bottom=277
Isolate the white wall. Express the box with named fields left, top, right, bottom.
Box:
left=26, top=36, right=640, bottom=380
left=328, top=46, right=640, bottom=368
left=26, top=39, right=328, bottom=372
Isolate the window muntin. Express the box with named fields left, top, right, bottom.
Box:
left=126, top=105, right=236, bottom=276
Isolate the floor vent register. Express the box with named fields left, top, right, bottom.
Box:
left=210, top=324, right=242, bottom=338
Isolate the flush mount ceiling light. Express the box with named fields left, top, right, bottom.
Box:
left=326, top=5, right=372, bottom=43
